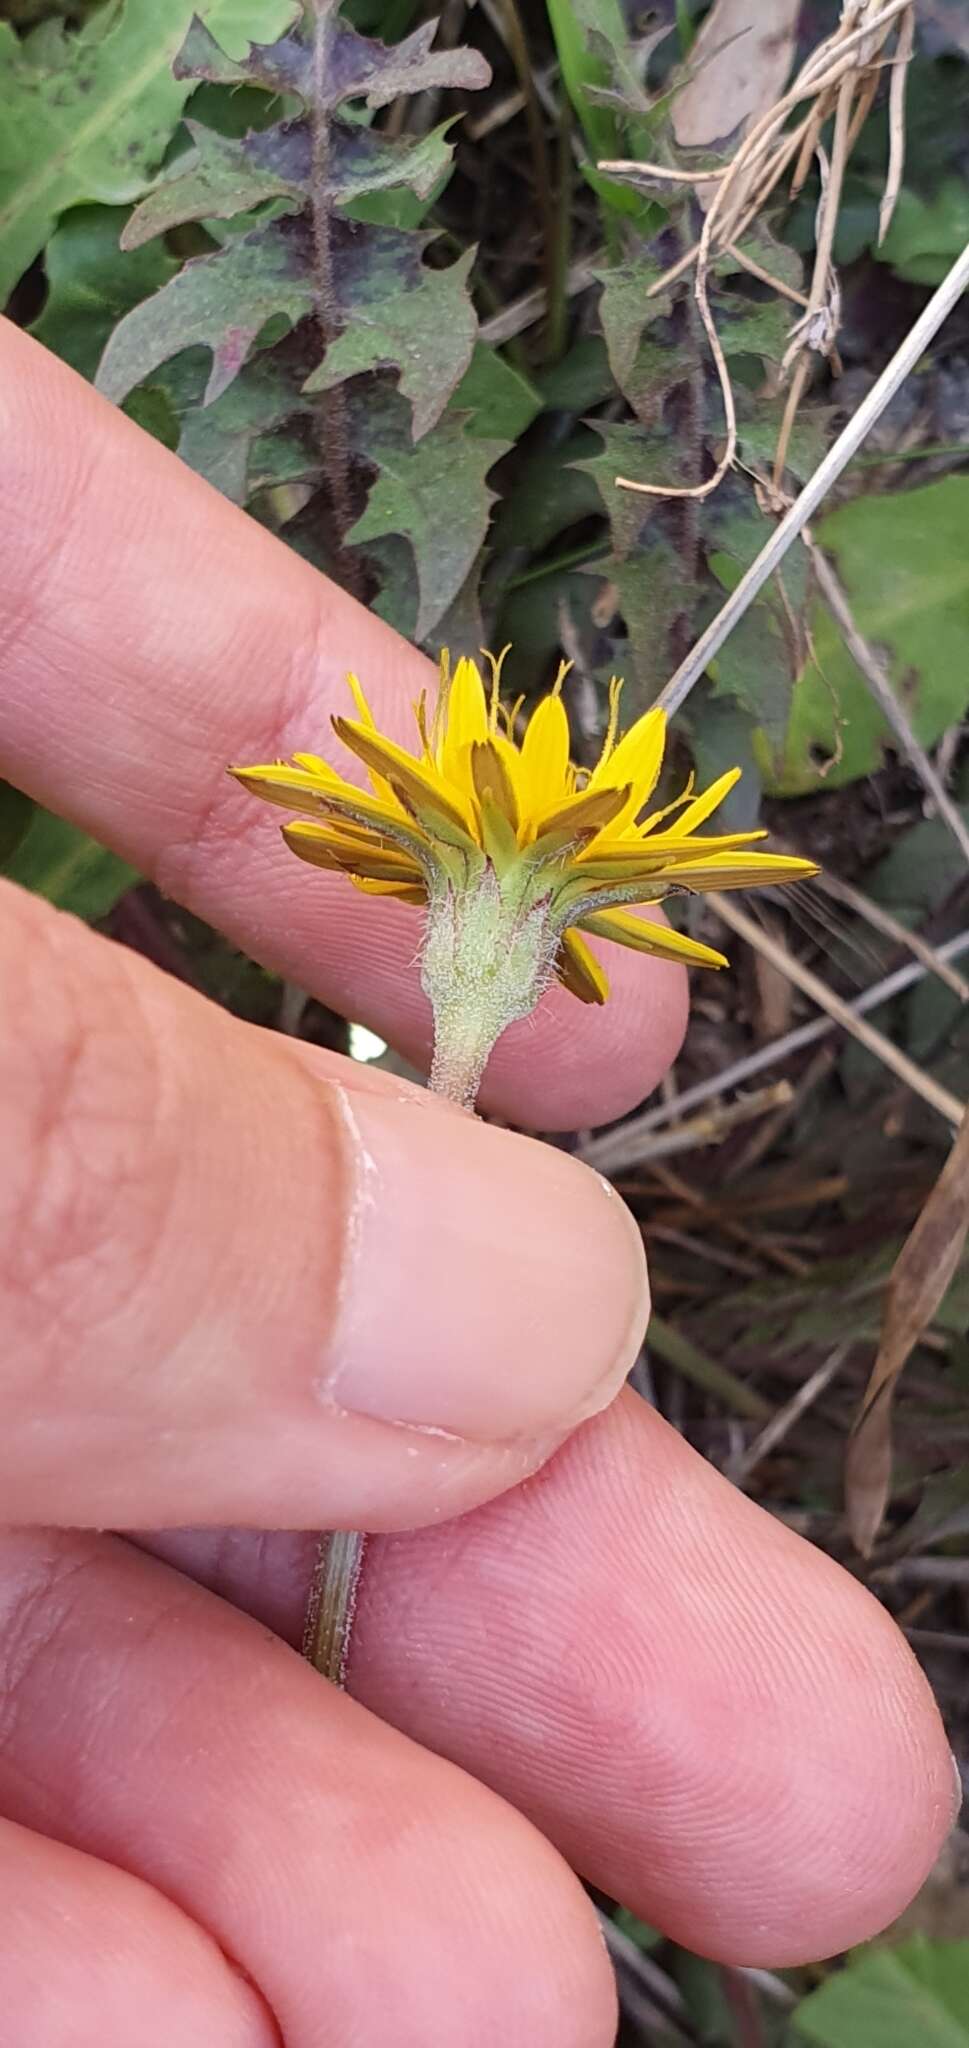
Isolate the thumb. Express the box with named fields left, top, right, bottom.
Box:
left=1, top=878, right=648, bottom=1530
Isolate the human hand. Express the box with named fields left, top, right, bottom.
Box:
left=0, top=319, right=957, bottom=2047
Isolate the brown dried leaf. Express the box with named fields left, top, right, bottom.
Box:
left=671, top=0, right=800, bottom=150
left=846, top=1108, right=969, bottom=1556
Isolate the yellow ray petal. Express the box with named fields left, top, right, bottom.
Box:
left=669, top=767, right=742, bottom=835
left=577, top=830, right=768, bottom=875
left=332, top=717, right=479, bottom=841
left=581, top=907, right=728, bottom=969
left=659, top=851, right=818, bottom=890
left=533, top=780, right=633, bottom=847
left=588, top=705, right=665, bottom=804
left=471, top=739, right=519, bottom=829
left=230, top=758, right=355, bottom=816
left=346, top=672, right=377, bottom=726
left=350, top=875, right=427, bottom=902
left=438, top=656, right=490, bottom=793
left=283, top=821, right=425, bottom=883
left=339, top=677, right=407, bottom=813
left=556, top=927, right=610, bottom=1004
left=588, top=676, right=623, bottom=781
left=518, top=693, right=572, bottom=819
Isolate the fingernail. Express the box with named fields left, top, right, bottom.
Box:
left=320, top=1090, right=649, bottom=1441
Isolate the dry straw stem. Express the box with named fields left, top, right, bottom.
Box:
left=598, top=1913, right=694, bottom=2043
left=583, top=926, right=969, bottom=1174
left=607, top=1078, right=793, bottom=1164
left=656, top=233, right=969, bottom=718
left=846, top=1106, right=969, bottom=1556
left=480, top=249, right=600, bottom=344
left=600, top=0, right=916, bottom=503
left=728, top=1344, right=849, bottom=1487
left=806, top=867, right=969, bottom=1003
left=713, top=894, right=966, bottom=1130
left=302, top=1528, right=366, bottom=1686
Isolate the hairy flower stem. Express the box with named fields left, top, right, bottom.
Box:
left=304, top=882, right=551, bottom=1682
left=303, top=1528, right=367, bottom=1685
left=303, top=1034, right=481, bottom=1687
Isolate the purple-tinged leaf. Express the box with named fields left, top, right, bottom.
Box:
left=96, top=220, right=313, bottom=407
left=122, top=120, right=305, bottom=249
left=307, top=246, right=477, bottom=439
left=348, top=411, right=507, bottom=641
left=173, top=11, right=489, bottom=111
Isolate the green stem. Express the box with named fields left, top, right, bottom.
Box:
left=647, top=1313, right=771, bottom=1421
left=304, top=989, right=501, bottom=1684
left=546, top=89, right=573, bottom=364
left=428, top=1001, right=497, bottom=1108
left=500, top=0, right=558, bottom=360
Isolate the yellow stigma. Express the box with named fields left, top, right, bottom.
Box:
left=231, top=649, right=816, bottom=1008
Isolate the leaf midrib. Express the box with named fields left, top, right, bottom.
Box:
left=0, top=12, right=189, bottom=247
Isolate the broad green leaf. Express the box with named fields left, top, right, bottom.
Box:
left=4, top=809, right=136, bottom=919
left=492, top=426, right=601, bottom=554
left=545, top=0, right=661, bottom=222
left=450, top=345, right=542, bottom=444
left=793, top=1939, right=969, bottom=2048
left=545, top=0, right=629, bottom=159
left=95, top=219, right=314, bottom=407
left=597, top=256, right=791, bottom=431
left=177, top=343, right=312, bottom=499
left=348, top=412, right=508, bottom=641
left=306, top=247, right=477, bottom=440
left=879, top=179, right=969, bottom=286
left=685, top=691, right=763, bottom=832
left=0, top=0, right=297, bottom=301
left=538, top=334, right=613, bottom=412
left=573, top=419, right=671, bottom=559
left=596, top=260, right=674, bottom=421
left=765, top=478, right=969, bottom=793
left=0, top=782, right=34, bottom=866
left=708, top=507, right=811, bottom=761
left=588, top=543, right=687, bottom=703
left=29, top=203, right=177, bottom=380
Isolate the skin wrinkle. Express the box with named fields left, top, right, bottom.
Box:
left=0, top=415, right=103, bottom=682
left=3, top=899, right=183, bottom=1402
left=0, top=1546, right=97, bottom=1763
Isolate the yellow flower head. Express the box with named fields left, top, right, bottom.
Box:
left=232, top=648, right=815, bottom=1006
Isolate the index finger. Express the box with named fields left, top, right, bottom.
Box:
left=0, top=321, right=687, bottom=1128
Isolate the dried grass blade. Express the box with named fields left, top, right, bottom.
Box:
left=846, top=1107, right=969, bottom=1555
left=713, top=895, right=965, bottom=1128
